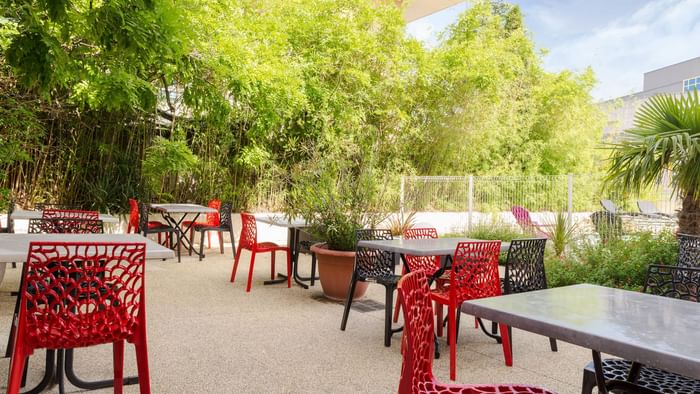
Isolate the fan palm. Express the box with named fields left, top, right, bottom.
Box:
left=606, top=91, right=700, bottom=235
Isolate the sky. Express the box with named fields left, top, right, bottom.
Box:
left=406, top=0, right=700, bottom=101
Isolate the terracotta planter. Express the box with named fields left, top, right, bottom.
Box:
left=310, top=243, right=368, bottom=301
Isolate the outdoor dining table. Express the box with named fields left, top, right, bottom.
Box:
left=460, top=283, right=700, bottom=393
left=149, top=203, right=217, bottom=258
left=0, top=233, right=175, bottom=394
left=255, top=215, right=319, bottom=289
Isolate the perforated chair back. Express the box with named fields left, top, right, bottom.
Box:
left=17, top=242, right=147, bottom=349
left=355, top=229, right=394, bottom=280
left=28, top=218, right=104, bottom=234
left=403, top=228, right=441, bottom=276
left=42, top=209, right=99, bottom=220
left=677, top=233, right=700, bottom=268
left=138, top=202, right=152, bottom=233
left=239, top=212, right=258, bottom=250
left=451, top=241, right=502, bottom=302
left=205, top=199, right=221, bottom=226
left=128, top=199, right=140, bottom=230
left=218, top=202, right=232, bottom=229
left=644, top=264, right=700, bottom=301
left=504, top=238, right=547, bottom=294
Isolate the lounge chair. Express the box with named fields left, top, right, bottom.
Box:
left=637, top=200, right=676, bottom=219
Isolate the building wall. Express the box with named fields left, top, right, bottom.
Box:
left=643, top=56, right=700, bottom=94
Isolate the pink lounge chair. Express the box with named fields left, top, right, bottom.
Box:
left=511, top=205, right=552, bottom=238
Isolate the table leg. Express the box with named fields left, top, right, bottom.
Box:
left=291, top=228, right=320, bottom=288
left=592, top=350, right=609, bottom=394
left=64, top=348, right=139, bottom=390
left=21, top=349, right=56, bottom=394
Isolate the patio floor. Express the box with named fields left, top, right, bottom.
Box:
left=1, top=246, right=594, bottom=393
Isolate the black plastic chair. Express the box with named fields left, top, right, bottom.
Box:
left=28, top=218, right=104, bottom=234
left=296, top=229, right=319, bottom=286
left=139, top=202, right=181, bottom=262
left=581, top=264, right=700, bottom=394
left=194, top=202, right=236, bottom=261
left=340, top=229, right=402, bottom=347
left=677, top=233, right=700, bottom=268
left=490, top=238, right=557, bottom=352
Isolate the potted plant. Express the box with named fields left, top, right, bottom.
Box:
left=286, top=157, right=387, bottom=300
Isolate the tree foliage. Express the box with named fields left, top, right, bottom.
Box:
left=0, top=0, right=604, bottom=213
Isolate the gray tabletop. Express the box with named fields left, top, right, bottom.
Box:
left=357, top=237, right=510, bottom=256
left=0, top=234, right=176, bottom=262
left=461, top=284, right=700, bottom=380
left=11, top=209, right=119, bottom=223
left=150, top=203, right=216, bottom=214
left=255, top=215, right=308, bottom=228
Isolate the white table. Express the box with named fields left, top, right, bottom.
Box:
left=255, top=215, right=316, bottom=288
left=11, top=209, right=119, bottom=223
left=461, top=284, right=700, bottom=392
left=150, top=203, right=217, bottom=259
left=357, top=237, right=510, bottom=256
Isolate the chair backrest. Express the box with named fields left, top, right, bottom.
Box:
left=402, top=228, right=441, bottom=276
left=35, top=203, right=80, bottom=211
left=28, top=218, right=104, bottom=234
left=511, top=205, right=533, bottom=228
left=239, top=212, right=258, bottom=249
left=644, top=264, right=700, bottom=301
left=504, top=238, right=548, bottom=294
left=637, top=200, right=659, bottom=215
left=450, top=241, right=502, bottom=302
left=128, top=199, right=140, bottom=229
left=138, top=202, right=152, bottom=233
left=42, top=209, right=99, bottom=220
left=18, top=242, right=146, bottom=349
left=677, top=233, right=700, bottom=268
left=355, top=229, right=394, bottom=280
left=600, top=199, right=617, bottom=214
left=207, top=199, right=221, bottom=226
left=397, top=270, right=435, bottom=393
left=218, top=202, right=232, bottom=229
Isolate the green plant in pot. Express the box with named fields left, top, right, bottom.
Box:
left=286, top=157, right=386, bottom=300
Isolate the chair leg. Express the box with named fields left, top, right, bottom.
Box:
left=455, top=308, right=461, bottom=343
left=57, top=349, right=65, bottom=394
left=176, top=233, right=181, bottom=263
left=158, top=233, right=161, bottom=245
left=436, top=302, right=444, bottom=337
left=310, top=253, right=317, bottom=286
left=7, top=345, right=28, bottom=394
left=286, top=249, right=291, bottom=288
left=340, top=276, right=358, bottom=331
left=134, top=341, right=151, bottom=394
left=498, top=323, right=513, bottom=366
left=231, top=247, right=242, bottom=283
left=207, top=232, right=212, bottom=249
left=270, top=252, right=276, bottom=280
left=384, top=286, right=394, bottom=347
left=549, top=337, right=558, bottom=352
left=229, top=229, right=236, bottom=255
left=199, top=231, right=205, bottom=262
left=113, top=340, right=125, bottom=394
left=246, top=251, right=257, bottom=292
left=188, top=228, right=194, bottom=256
left=218, top=232, right=224, bottom=254
left=393, top=293, right=402, bottom=323
left=448, top=305, right=457, bottom=381
left=581, top=366, right=597, bottom=394
left=492, top=321, right=498, bottom=334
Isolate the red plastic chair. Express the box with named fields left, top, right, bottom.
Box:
left=230, top=212, right=291, bottom=292
left=6, top=242, right=151, bottom=394
left=398, top=270, right=554, bottom=394
left=510, top=206, right=551, bottom=238
left=430, top=241, right=512, bottom=381
left=182, top=199, right=221, bottom=253
left=42, top=208, right=99, bottom=220
left=127, top=199, right=168, bottom=244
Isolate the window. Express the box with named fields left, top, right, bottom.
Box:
left=684, top=76, right=700, bottom=92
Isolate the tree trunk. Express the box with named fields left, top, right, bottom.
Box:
left=678, top=189, right=700, bottom=235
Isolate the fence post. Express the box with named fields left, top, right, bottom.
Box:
left=467, top=175, right=474, bottom=232
left=567, top=174, right=573, bottom=224
left=400, top=175, right=405, bottom=217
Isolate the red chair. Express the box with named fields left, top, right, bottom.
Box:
left=182, top=199, right=221, bottom=254
left=430, top=241, right=511, bottom=381
left=6, top=242, right=151, bottom=394
left=397, top=270, right=554, bottom=394
left=230, top=212, right=291, bottom=292
left=127, top=199, right=168, bottom=244
left=42, top=208, right=99, bottom=220
left=511, top=205, right=551, bottom=238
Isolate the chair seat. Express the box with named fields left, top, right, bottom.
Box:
left=194, top=224, right=231, bottom=232
left=362, top=274, right=401, bottom=286
left=182, top=220, right=205, bottom=227
left=584, top=358, right=700, bottom=393
left=147, top=221, right=168, bottom=229
left=423, top=382, right=553, bottom=393
left=27, top=313, right=138, bottom=349
left=255, top=242, right=287, bottom=251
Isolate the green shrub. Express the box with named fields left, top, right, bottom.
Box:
left=545, top=231, right=678, bottom=291
left=464, top=224, right=528, bottom=243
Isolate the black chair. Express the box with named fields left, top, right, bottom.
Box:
left=139, top=202, right=181, bottom=262
left=28, top=218, right=104, bottom=234
left=581, top=264, right=700, bottom=394
left=340, top=229, right=402, bottom=347
left=297, top=230, right=319, bottom=286
left=677, top=233, right=700, bottom=268
left=194, top=202, right=236, bottom=261
left=488, top=238, right=557, bottom=351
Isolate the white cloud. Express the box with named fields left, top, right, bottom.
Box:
left=543, top=0, right=700, bottom=100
